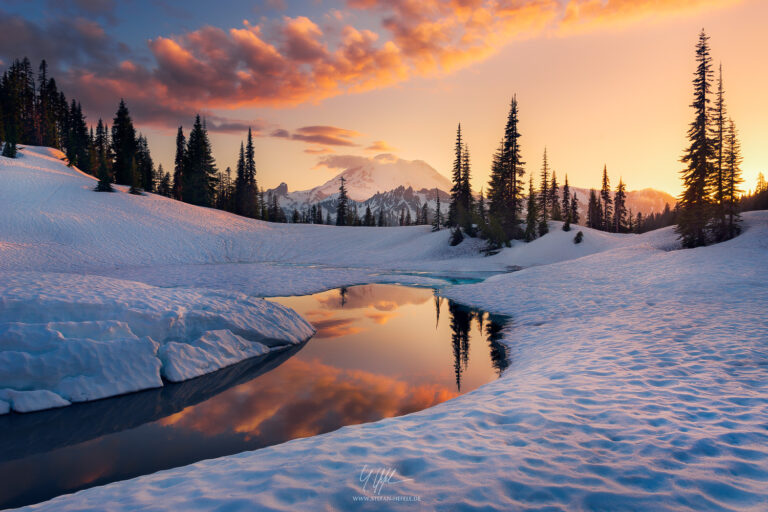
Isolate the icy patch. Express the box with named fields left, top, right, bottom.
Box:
left=0, top=271, right=314, bottom=414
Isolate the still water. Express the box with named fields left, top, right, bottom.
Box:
left=0, top=284, right=508, bottom=509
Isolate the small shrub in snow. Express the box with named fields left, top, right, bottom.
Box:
left=574, top=231, right=584, bottom=244
left=449, top=227, right=464, bottom=246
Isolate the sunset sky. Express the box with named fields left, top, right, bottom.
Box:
left=2, top=0, right=766, bottom=196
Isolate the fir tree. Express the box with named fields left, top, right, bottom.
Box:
left=111, top=99, right=137, bottom=185
left=421, top=202, right=429, bottom=226
left=710, top=64, right=728, bottom=241
left=600, top=165, right=612, bottom=231
left=562, top=175, right=571, bottom=231
left=183, top=115, right=218, bottom=206
left=336, top=175, right=349, bottom=226
left=157, top=166, right=171, bottom=197
left=538, top=148, right=550, bottom=223
left=570, top=193, right=580, bottom=225
left=378, top=207, right=386, bottom=227
left=172, top=126, right=185, bottom=200
left=432, top=189, right=443, bottom=231
left=128, top=156, right=141, bottom=195
left=723, top=118, right=743, bottom=239
left=94, top=157, right=113, bottom=192
left=460, top=143, right=473, bottom=228
left=678, top=30, right=716, bottom=248
left=587, top=189, right=602, bottom=229
left=524, top=177, right=538, bottom=242
left=550, top=171, right=561, bottom=221
left=364, top=205, right=374, bottom=226
left=448, top=124, right=463, bottom=227
left=613, top=178, right=627, bottom=233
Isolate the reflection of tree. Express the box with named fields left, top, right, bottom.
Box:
left=448, top=301, right=472, bottom=391
left=485, top=314, right=510, bottom=376
left=339, top=286, right=348, bottom=308
left=433, top=292, right=443, bottom=328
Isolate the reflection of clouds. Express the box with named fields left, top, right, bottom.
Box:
left=159, top=358, right=458, bottom=443
left=312, top=318, right=363, bottom=339
left=365, top=311, right=398, bottom=325
left=316, top=284, right=431, bottom=311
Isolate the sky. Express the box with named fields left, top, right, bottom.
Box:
left=1, top=0, right=766, bottom=196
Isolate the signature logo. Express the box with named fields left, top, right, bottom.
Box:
left=358, top=465, right=413, bottom=496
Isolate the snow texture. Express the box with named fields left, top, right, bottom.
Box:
left=2, top=147, right=767, bottom=511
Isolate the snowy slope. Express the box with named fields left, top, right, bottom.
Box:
left=0, top=146, right=637, bottom=274
left=15, top=211, right=768, bottom=512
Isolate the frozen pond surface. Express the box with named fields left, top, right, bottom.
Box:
left=0, top=284, right=508, bottom=509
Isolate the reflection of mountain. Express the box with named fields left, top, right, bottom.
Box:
left=317, top=284, right=433, bottom=311
left=0, top=344, right=304, bottom=463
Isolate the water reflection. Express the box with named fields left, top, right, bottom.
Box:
left=0, top=284, right=508, bottom=510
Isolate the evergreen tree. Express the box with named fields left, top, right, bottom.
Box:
left=678, top=30, right=716, bottom=248
left=613, top=178, right=627, bottom=233
left=364, top=205, right=374, bottom=226
left=710, top=64, right=728, bottom=241
left=587, top=189, right=603, bottom=229
left=476, top=188, right=487, bottom=227
left=421, top=202, right=429, bottom=226
left=723, top=118, right=743, bottom=239
left=570, top=193, right=580, bottom=225
left=600, top=165, right=612, bottom=231
left=135, top=134, right=154, bottom=192
left=377, top=207, right=386, bottom=227
left=524, top=177, right=538, bottom=242
left=448, top=124, right=463, bottom=226
left=128, top=156, right=141, bottom=195
left=432, top=189, right=443, bottom=231
left=550, top=171, right=561, bottom=221
left=336, top=176, right=349, bottom=226
left=111, top=99, right=137, bottom=185
left=183, top=115, right=218, bottom=206
left=562, top=174, right=571, bottom=231
left=157, top=166, right=172, bottom=197
left=538, top=148, right=550, bottom=223
left=94, top=157, right=113, bottom=192
left=460, top=143, right=473, bottom=228
left=405, top=208, right=412, bottom=226
left=172, top=126, right=185, bottom=200
left=486, top=97, right=525, bottom=242
left=292, top=209, right=300, bottom=223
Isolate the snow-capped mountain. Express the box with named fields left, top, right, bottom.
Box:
left=266, top=155, right=677, bottom=224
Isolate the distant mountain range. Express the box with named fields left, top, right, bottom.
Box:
left=267, top=156, right=676, bottom=224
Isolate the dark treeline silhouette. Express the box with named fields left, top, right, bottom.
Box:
left=740, top=172, right=768, bottom=212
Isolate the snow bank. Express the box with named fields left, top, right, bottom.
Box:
left=15, top=213, right=768, bottom=511
left=0, top=271, right=314, bottom=414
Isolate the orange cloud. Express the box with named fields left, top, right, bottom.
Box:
left=365, top=140, right=397, bottom=152
left=39, top=0, right=738, bottom=128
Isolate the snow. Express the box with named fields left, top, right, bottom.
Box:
left=2, top=146, right=767, bottom=510
left=0, top=270, right=314, bottom=413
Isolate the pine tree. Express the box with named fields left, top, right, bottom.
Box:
left=128, top=156, right=141, bottom=195
left=421, top=202, right=429, bottom=226
left=524, top=177, right=538, bottom=242
left=135, top=134, right=154, bottom=192
left=600, top=165, right=612, bottom=231
left=432, top=189, right=443, bottom=231
left=723, top=118, right=743, bottom=239
left=562, top=174, right=571, bottom=231
left=378, top=208, right=386, bottom=227
left=570, top=193, right=580, bottom=225
left=448, top=124, right=463, bottom=227
left=710, top=64, right=728, bottom=241
left=364, top=205, right=374, bottom=226
left=678, top=30, right=716, bottom=248
left=587, top=189, right=603, bottom=229
left=111, top=99, right=137, bottom=185
left=486, top=97, right=525, bottom=242
left=460, top=143, right=473, bottom=228
left=172, top=126, right=185, bottom=200
left=538, top=148, right=550, bottom=223
left=157, top=166, right=171, bottom=196
left=336, top=176, right=349, bottom=226
left=613, top=178, right=627, bottom=233
left=183, top=115, right=218, bottom=206
left=550, top=171, right=561, bottom=221
left=94, top=156, right=113, bottom=192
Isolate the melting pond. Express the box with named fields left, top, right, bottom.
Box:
left=0, top=284, right=509, bottom=510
